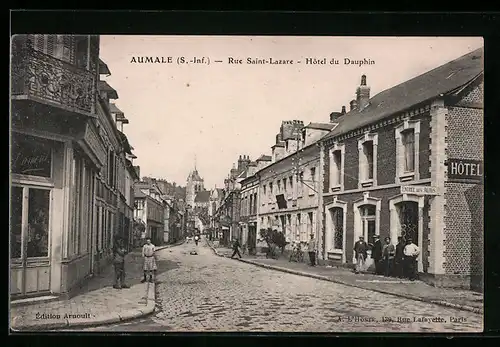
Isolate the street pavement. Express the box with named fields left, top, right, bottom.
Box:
left=10, top=244, right=177, bottom=331
left=76, top=240, right=483, bottom=332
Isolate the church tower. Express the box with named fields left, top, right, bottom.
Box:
left=186, top=156, right=204, bottom=208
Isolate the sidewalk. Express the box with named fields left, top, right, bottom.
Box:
left=10, top=241, right=183, bottom=331
left=205, top=240, right=483, bottom=314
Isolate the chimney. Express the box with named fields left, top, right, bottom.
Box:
left=356, top=74, right=371, bottom=110
left=237, top=155, right=243, bottom=171
left=341, top=106, right=346, bottom=114
left=329, top=112, right=342, bottom=123
left=350, top=99, right=358, bottom=111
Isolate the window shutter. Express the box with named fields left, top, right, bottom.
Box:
left=62, top=35, right=73, bottom=63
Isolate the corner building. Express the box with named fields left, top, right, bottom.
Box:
left=321, top=48, right=483, bottom=291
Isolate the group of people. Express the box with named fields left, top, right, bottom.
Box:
left=353, top=235, right=420, bottom=280
left=112, top=237, right=158, bottom=289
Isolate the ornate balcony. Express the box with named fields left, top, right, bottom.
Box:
left=11, top=47, right=96, bottom=116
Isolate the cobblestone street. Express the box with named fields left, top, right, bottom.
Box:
left=79, top=241, right=483, bottom=332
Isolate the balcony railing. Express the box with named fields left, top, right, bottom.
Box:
left=11, top=47, right=96, bottom=115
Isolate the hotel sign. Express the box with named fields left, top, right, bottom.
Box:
left=401, top=185, right=439, bottom=195
left=447, top=158, right=483, bottom=182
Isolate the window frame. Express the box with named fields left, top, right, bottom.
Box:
left=357, top=132, right=378, bottom=189
left=329, top=142, right=345, bottom=192
left=395, top=119, right=421, bottom=183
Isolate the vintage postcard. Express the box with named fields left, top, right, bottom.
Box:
left=10, top=35, right=484, bottom=333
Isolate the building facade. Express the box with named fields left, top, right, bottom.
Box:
left=257, top=120, right=336, bottom=255
left=133, top=182, right=165, bottom=246
left=10, top=34, right=137, bottom=299
left=240, top=168, right=259, bottom=253
left=321, top=48, right=483, bottom=290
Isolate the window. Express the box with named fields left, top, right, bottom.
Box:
left=289, top=176, right=293, bottom=190
left=296, top=213, right=302, bottom=240
left=360, top=205, right=377, bottom=244
left=269, top=183, right=273, bottom=197
left=298, top=172, right=304, bottom=197
left=358, top=133, right=378, bottom=188
left=311, top=167, right=316, bottom=194
left=277, top=180, right=281, bottom=193
left=402, top=130, right=415, bottom=172
left=331, top=207, right=344, bottom=250
left=395, top=120, right=420, bottom=182
left=283, top=178, right=287, bottom=193
left=307, top=212, right=314, bottom=239
left=329, top=143, right=345, bottom=191
left=75, top=36, right=89, bottom=70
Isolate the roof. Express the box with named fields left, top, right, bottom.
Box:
left=257, top=155, right=272, bottom=162
left=99, top=59, right=111, bottom=75
left=304, top=122, right=337, bottom=131
left=109, top=103, right=124, bottom=116
left=194, top=190, right=211, bottom=203
left=98, top=80, right=119, bottom=99
left=134, top=187, right=147, bottom=198
left=188, top=169, right=203, bottom=181
left=324, top=47, right=483, bottom=140
left=117, top=130, right=132, bottom=154
left=271, top=142, right=285, bottom=148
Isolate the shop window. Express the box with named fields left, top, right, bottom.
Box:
left=11, top=134, right=52, bottom=178
left=27, top=189, right=50, bottom=258
left=10, top=187, right=23, bottom=259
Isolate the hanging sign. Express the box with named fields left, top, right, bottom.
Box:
left=447, top=158, right=483, bottom=182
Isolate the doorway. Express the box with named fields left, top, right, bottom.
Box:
left=10, top=185, right=52, bottom=297
left=397, top=201, right=419, bottom=245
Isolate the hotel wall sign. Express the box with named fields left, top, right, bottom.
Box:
left=11, top=138, right=52, bottom=178
left=447, top=158, right=483, bottom=182
left=400, top=185, right=439, bottom=195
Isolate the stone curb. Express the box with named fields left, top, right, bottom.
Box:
left=11, top=282, right=155, bottom=331
left=10, top=241, right=185, bottom=331
left=238, top=258, right=483, bottom=315
left=206, top=240, right=229, bottom=258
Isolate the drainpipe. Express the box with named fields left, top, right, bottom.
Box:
left=317, top=141, right=325, bottom=262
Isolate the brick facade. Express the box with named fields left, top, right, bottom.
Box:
left=441, top=81, right=483, bottom=290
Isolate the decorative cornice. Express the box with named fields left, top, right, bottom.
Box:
left=323, top=105, right=431, bottom=147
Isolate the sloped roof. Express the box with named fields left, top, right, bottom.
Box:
left=134, top=186, right=147, bottom=198
left=99, top=58, right=111, bottom=75
left=98, top=80, right=119, bottom=99
left=324, top=47, right=483, bottom=140
left=305, top=122, right=337, bottom=131
left=272, top=141, right=285, bottom=148
left=257, top=155, right=272, bottom=162
left=188, top=169, right=203, bottom=181
left=194, top=190, right=211, bottom=203
left=109, top=103, right=124, bottom=116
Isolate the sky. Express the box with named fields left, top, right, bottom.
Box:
left=99, top=36, right=483, bottom=188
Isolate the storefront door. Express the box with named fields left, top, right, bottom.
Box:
left=10, top=185, right=52, bottom=297
left=398, top=201, right=419, bottom=245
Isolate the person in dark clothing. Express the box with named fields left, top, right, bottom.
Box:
left=231, top=239, right=242, bottom=259
left=371, top=235, right=383, bottom=275
left=394, top=236, right=405, bottom=278
left=382, top=237, right=396, bottom=277
left=353, top=236, right=369, bottom=274
left=113, top=238, right=129, bottom=289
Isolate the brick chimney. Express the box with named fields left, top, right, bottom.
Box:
left=356, top=74, right=371, bottom=110
left=341, top=106, right=346, bottom=114
left=350, top=99, right=358, bottom=111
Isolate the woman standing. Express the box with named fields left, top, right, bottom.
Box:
left=141, top=238, right=157, bottom=283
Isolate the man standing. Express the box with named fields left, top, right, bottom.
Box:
left=113, top=238, right=130, bottom=289
left=371, top=235, right=383, bottom=275
left=230, top=238, right=242, bottom=259
left=141, top=238, right=157, bottom=283
left=395, top=236, right=405, bottom=278
left=307, top=233, right=317, bottom=266
left=382, top=237, right=396, bottom=277
left=194, top=234, right=199, bottom=246
left=403, top=238, right=420, bottom=281
left=353, top=236, right=368, bottom=274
